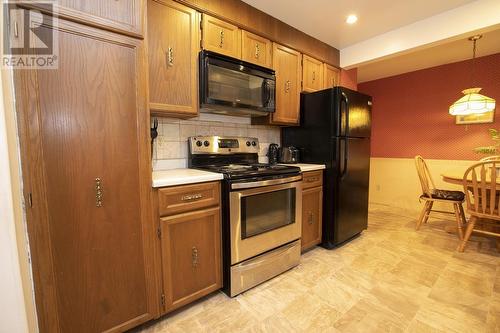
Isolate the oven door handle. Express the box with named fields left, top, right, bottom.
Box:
left=231, top=175, right=303, bottom=190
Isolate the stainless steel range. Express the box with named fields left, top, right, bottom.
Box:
left=189, top=136, right=302, bottom=296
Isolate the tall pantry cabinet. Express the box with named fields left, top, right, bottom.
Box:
left=12, top=6, right=158, bottom=333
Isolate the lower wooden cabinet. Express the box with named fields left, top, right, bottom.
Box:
left=155, top=182, right=222, bottom=314
left=301, top=171, right=324, bottom=251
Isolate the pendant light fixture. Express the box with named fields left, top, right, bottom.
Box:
left=449, top=35, right=496, bottom=116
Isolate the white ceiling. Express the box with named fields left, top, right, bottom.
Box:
left=357, top=28, right=500, bottom=82
left=242, top=0, right=476, bottom=49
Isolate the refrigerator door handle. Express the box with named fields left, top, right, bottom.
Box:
left=340, top=92, right=349, bottom=137
left=341, top=138, right=348, bottom=179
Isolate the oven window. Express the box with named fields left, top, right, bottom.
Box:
left=208, top=64, right=264, bottom=107
left=241, top=188, right=296, bottom=239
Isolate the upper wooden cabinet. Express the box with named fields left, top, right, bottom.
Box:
left=241, top=30, right=272, bottom=68
left=147, top=0, right=199, bottom=117
left=270, top=43, right=302, bottom=125
left=202, top=14, right=241, bottom=58
left=323, top=63, right=340, bottom=89
left=302, top=55, right=324, bottom=92
left=22, top=0, right=144, bottom=37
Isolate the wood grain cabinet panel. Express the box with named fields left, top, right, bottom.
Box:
left=158, top=181, right=220, bottom=216
left=22, top=0, right=144, bottom=37
left=270, top=43, right=302, bottom=125
left=147, top=0, right=199, bottom=117
left=323, top=63, right=340, bottom=89
left=13, top=14, right=156, bottom=333
left=160, top=207, right=222, bottom=312
left=241, top=30, right=272, bottom=68
left=302, top=55, right=324, bottom=92
left=301, top=186, right=323, bottom=251
left=302, top=170, right=323, bottom=189
left=202, top=14, right=241, bottom=58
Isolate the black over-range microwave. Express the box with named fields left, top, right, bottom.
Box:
left=199, top=51, right=276, bottom=117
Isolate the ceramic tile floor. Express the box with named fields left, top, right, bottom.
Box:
left=137, top=203, right=500, bottom=333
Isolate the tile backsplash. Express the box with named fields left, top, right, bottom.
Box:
left=151, top=114, right=281, bottom=171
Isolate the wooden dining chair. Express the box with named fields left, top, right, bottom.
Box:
left=414, top=156, right=466, bottom=238
left=479, top=155, right=500, bottom=162
left=459, top=161, right=500, bottom=252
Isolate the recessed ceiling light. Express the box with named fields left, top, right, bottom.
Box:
left=346, top=14, right=358, bottom=24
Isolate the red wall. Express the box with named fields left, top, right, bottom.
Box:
left=340, top=68, right=358, bottom=91
left=358, top=53, right=500, bottom=160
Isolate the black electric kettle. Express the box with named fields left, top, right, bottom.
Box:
left=267, top=143, right=280, bottom=165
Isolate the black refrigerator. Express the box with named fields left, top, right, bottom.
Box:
left=282, top=87, right=372, bottom=248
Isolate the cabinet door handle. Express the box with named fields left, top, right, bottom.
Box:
left=255, top=43, right=259, bottom=59
left=219, top=30, right=224, bottom=47
left=13, top=20, right=19, bottom=38
left=284, top=80, right=291, bottom=93
left=192, top=246, right=199, bottom=267
left=308, top=211, right=313, bottom=225
left=95, top=178, right=103, bottom=207
left=167, top=46, right=173, bottom=66
left=181, top=193, right=203, bottom=201
left=312, top=71, right=316, bottom=81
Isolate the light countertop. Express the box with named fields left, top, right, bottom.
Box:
left=280, top=163, right=326, bottom=172
left=152, top=168, right=223, bottom=188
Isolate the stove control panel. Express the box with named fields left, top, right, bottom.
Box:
left=189, top=136, right=260, bottom=154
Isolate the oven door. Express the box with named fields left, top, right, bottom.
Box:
left=229, top=178, right=302, bottom=264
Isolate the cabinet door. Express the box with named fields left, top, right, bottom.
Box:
left=301, top=186, right=323, bottom=251
left=272, top=43, right=302, bottom=125
left=148, top=0, right=199, bottom=117
left=323, top=63, right=340, bottom=89
left=202, top=14, right=241, bottom=58
left=241, top=30, right=272, bottom=68
left=14, top=15, right=156, bottom=333
left=161, top=207, right=222, bottom=312
left=22, top=0, right=143, bottom=37
left=302, top=55, right=324, bottom=92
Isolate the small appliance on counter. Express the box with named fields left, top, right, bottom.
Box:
left=267, top=143, right=280, bottom=164
left=279, top=146, right=300, bottom=164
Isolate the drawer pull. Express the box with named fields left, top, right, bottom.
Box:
left=95, top=178, right=103, bottom=207
left=306, top=177, right=319, bottom=182
left=308, top=211, right=313, bottom=225
left=192, top=246, right=199, bottom=267
left=181, top=193, right=203, bottom=201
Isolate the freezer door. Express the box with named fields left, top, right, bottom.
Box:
left=337, top=87, right=372, bottom=139
left=335, top=137, right=370, bottom=244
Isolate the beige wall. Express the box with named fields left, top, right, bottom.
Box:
left=369, top=157, right=475, bottom=213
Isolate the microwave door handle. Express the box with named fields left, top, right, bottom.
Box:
left=262, top=80, right=271, bottom=107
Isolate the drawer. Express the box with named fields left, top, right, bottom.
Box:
left=158, top=181, right=220, bottom=216
left=302, top=170, right=323, bottom=189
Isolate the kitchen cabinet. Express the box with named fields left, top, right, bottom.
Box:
left=302, top=55, right=324, bottom=92
left=21, top=0, right=144, bottom=37
left=147, top=0, right=199, bottom=117
left=301, top=171, right=324, bottom=251
left=241, top=30, right=272, bottom=68
left=256, top=43, right=301, bottom=126
left=156, top=181, right=221, bottom=313
left=13, top=13, right=157, bottom=333
left=202, top=14, right=241, bottom=59
left=323, top=63, right=340, bottom=89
